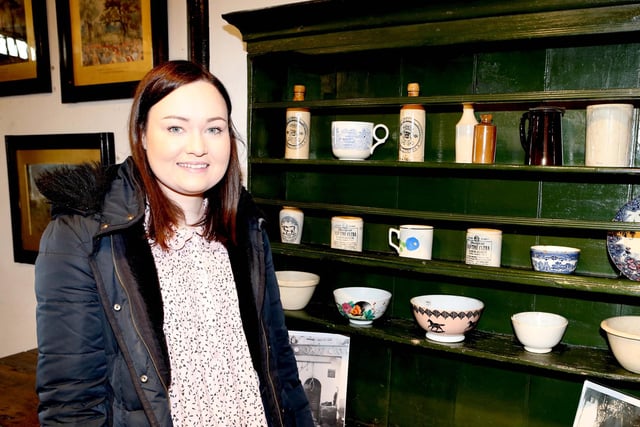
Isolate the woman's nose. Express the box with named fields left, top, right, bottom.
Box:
left=186, top=133, right=207, bottom=155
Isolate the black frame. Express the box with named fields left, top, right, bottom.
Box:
left=0, top=0, right=52, bottom=97
left=56, top=0, right=168, bottom=103
left=5, top=133, right=115, bottom=264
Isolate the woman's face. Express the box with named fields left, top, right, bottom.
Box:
left=144, top=80, right=231, bottom=207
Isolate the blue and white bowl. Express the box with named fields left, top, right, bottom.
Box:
left=530, top=245, right=580, bottom=274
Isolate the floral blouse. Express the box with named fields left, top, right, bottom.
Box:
left=148, top=215, right=267, bottom=426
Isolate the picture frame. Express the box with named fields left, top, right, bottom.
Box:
left=0, top=0, right=52, bottom=97
left=289, top=330, right=350, bottom=427
left=573, top=380, right=640, bottom=427
left=5, top=133, right=115, bottom=264
left=56, top=0, right=168, bottom=103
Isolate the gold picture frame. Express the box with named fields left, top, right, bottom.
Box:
left=0, top=0, right=52, bottom=96
left=56, top=0, right=167, bottom=102
left=5, top=133, right=115, bottom=264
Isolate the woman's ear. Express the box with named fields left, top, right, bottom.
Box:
left=142, top=134, right=147, bottom=150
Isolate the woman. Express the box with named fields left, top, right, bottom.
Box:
left=34, top=60, right=313, bottom=426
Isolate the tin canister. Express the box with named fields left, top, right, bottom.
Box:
left=331, top=216, right=363, bottom=252
left=465, top=228, right=502, bottom=267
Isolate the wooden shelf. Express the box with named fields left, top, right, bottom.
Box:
left=253, top=89, right=640, bottom=110
left=229, top=0, right=640, bottom=422
left=257, top=198, right=640, bottom=232
left=271, top=243, right=640, bottom=297
left=250, top=157, right=640, bottom=179
left=285, top=305, right=640, bottom=384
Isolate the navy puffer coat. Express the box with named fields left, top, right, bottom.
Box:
left=34, top=157, right=313, bottom=426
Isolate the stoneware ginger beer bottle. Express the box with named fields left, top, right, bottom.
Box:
left=285, top=85, right=311, bottom=159
left=399, top=82, right=426, bottom=162
left=455, top=103, right=478, bottom=163
left=472, top=114, right=497, bottom=164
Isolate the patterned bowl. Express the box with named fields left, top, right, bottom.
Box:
left=411, top=294, right=484, bottom=343
left=333, top=287, right=392, bottom=326
left=530, top=245, right=580, bottom=274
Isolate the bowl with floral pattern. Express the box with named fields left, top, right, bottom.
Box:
left=333, top=287, right=392, bottom=326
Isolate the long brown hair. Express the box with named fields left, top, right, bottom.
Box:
left=129, top=60, right=243, bottom=248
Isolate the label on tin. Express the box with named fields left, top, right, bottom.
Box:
left=331, top=218, right=363, bottom=251
left=465, top=230, right=501, bottom=267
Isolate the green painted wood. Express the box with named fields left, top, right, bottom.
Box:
left=226, top=4, right=640, bottom=55
left=230, top=1, right=640, bottom=424
left=256, top=198, right=640, bottom=232
left=269, top=243, right=640, bottom=297
left=284, top=308, right=640, bottom=384
left=250, top=158, right=640, bottom=178
left=224, top=0, right=640, bottom=44
left=252, top=88, right=640, bottom=109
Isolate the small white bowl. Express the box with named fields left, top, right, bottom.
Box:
left=276, top=271, right=320, bottom=310
left=601, top=316, right=640, bottom=374
left=410, top=294, right=484, bottom=343
left=511, top=311, right=568, bottom=353
left=530, top=245, right=580, bottom=274
left=333, top=287, right=392, bottom=326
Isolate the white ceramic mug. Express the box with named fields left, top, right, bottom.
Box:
left=388, top=225, right=433, bottom=260
left=280, top=207, right=304, bottom=244
left=465, top=228, right=502, bottom=267
left=585, top=103, right=634, bottom=167
left=331, top=216, right=363, bottom=251
left=331, top=121, right=389, bottom=160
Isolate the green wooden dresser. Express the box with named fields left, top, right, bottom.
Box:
left=224, top=1, right=640, bottom=425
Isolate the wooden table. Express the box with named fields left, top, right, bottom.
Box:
left=0, top=349, right=39, bottom=427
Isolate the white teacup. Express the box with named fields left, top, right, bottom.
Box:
left=388, top=225, right=433, bottom=260
left=332, top=121, right=389, bottom=160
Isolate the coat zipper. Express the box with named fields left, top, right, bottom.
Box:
left=260, top=322, right=285, bottom=427
left=111, top=238, right=169, bottom=396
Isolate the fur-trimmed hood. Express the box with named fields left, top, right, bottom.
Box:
left=36, top=157, right=147, bottom=233
left=36, top=161, right=117, bottom=216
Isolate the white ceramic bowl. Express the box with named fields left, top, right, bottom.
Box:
left=333, top=287, right=392, bottom=326
left=530, top=245, right=580, bottom=274
left=601, top=316, right=640, bottom=374
left=410, top=294, right=484, bottom=343
left=511, top=311, right=568, bottom=353
left=276, top=271, right=320, bottom=310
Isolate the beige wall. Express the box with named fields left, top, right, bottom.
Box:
left=0, top=0, right=303, bottom=358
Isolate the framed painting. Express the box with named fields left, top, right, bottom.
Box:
left=573, top=380, right=640, bottom=427
left=56, top=0, right=168, bottom=103
left=5, top=133, right=115, bottom=264
left=0, top=0, right=52, bottom=96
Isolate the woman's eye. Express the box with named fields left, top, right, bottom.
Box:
left=167, top=126, right=183, bottom=133
left=207, top=127, right=222, bottom=135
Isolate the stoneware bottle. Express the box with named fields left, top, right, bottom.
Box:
left=472, top=114, right=497, bottom=164
left=455, top=103, right=478, bottom=163
left=285, top=85, right=311, bottom=159
left=398, top=82, right=426, bottom=162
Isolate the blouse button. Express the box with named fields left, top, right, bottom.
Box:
left=113, top=303, right=121, bottom=311
left=126, top=214, right=134, bottom=221
left=101, top=223, right=109, bottom=230
left=140, top=374, right=149, bottom=383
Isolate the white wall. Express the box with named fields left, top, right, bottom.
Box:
left=0, top=0, right=302, bottom=358
left=211, top=0, right=307, bottom=174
